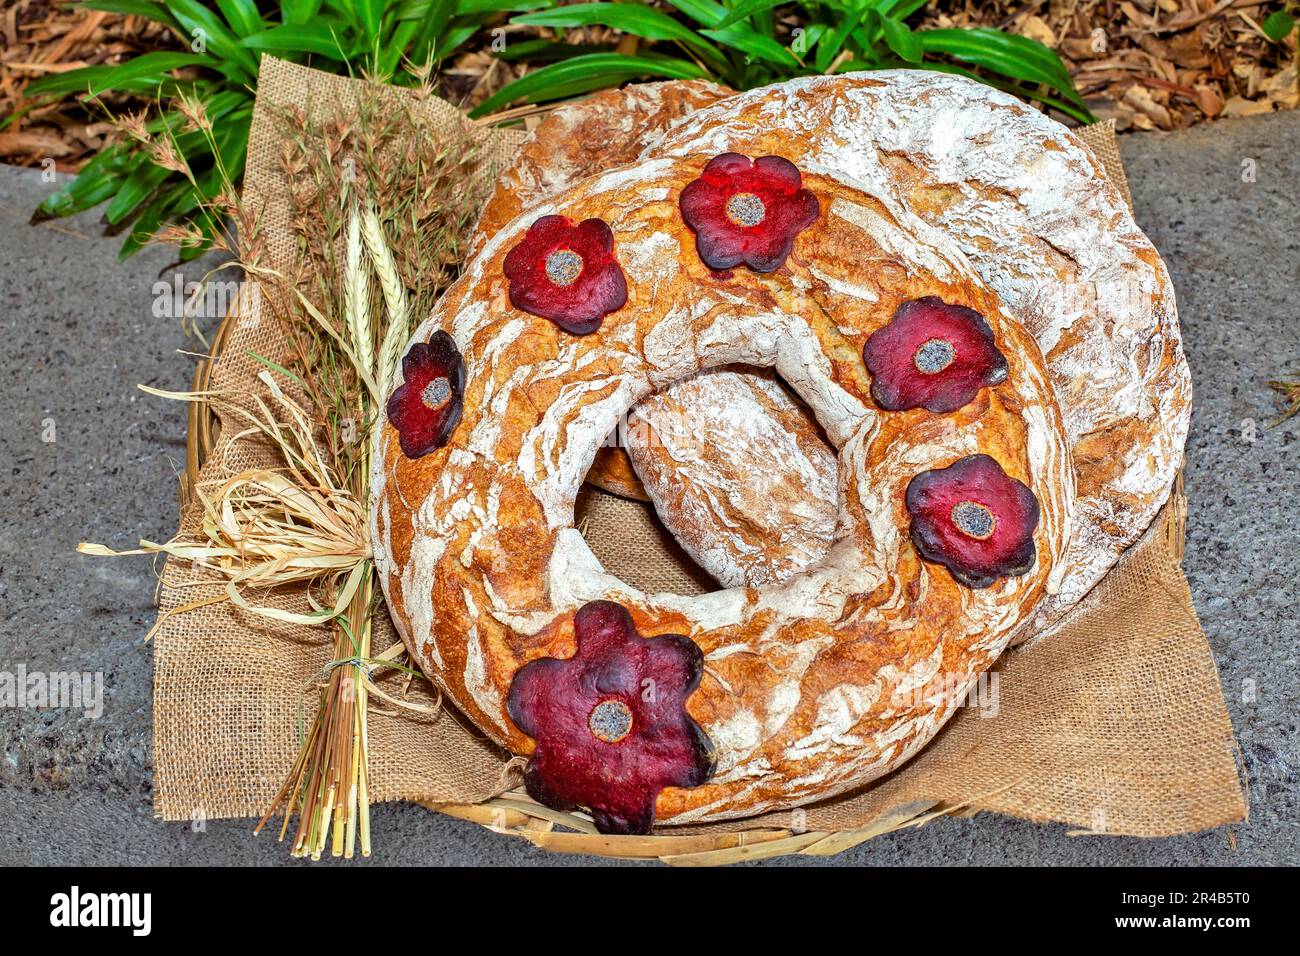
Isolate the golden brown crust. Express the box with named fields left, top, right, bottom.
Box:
left=469, top=80, right=732, bottom=259
left=470, top=81, right=732, bottom=500
left=373, top=139, right=1074, bottom=822
left=585, top=445, right=649, bottom=500
left=471, top=75, right=1190, bottom=617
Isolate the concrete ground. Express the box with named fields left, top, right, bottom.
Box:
left=0, top=111, right=1296, bottom=867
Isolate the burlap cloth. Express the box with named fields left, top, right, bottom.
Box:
left=152, top=58, right=1246, bottom=842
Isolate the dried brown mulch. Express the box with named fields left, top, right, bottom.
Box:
left=2, top=1, right=1297, bottom=174
left=923, top=0, right=1299, bottom=129
left=0, top=1, right=177, bottom=172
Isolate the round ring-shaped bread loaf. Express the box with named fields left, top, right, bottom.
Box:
left=373, top=122, right=1075, bottom=828
left=472, top=73, right=1190, bottom=633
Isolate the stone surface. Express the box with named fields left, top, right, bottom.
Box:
left=0, top=109, right=1296, bottom=866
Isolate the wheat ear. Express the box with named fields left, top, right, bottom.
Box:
left=361, top=206, right=410, bottom=395
left=362, top=205, right=411, bottom=394
left=344, top=207, right=374, bottom=378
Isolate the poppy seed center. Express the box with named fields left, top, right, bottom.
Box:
left=914, top=338, right=956, bottom=374
left=588, top=699, right=633, bottom=744
left=545, top=249, right=583, bottom=286
left=951, top=501, right=996, bottom=540
left=421, top=376, right=451, bottom=410
left=725, top=192, right=766, bottom=227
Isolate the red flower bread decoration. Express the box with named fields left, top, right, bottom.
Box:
left=506, top=600, right=714, bottom=834
left=502, top=215, right=628, bottom=334
left=906, top=454, right=1040, bottom=589
left=863, top=297, right=1009, bottom=413
left=679, top=152, right=820, bottom=273
left=386, top=330, right=464, bottom=459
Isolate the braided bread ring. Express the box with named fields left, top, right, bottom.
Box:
left=373, top=125, right=1074, bottom=826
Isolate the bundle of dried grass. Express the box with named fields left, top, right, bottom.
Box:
left=1269, top=372, right=1300, bottom=421
left=81, top=75, right=499, bottom=858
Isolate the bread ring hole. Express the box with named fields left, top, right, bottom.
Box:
left=574, top=478, right=721, bottom=596
left=528, top=308, right=869, bottom=603
left=583, top=366, right=839, bottom=591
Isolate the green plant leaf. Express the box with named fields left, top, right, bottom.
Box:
left=116, top=108, right=251, bottom=257
left=662, top=0, right=727, bottom=28
left=963, top=27, right=1075, bottom=90
left=163, top=0, right=260, bottom=78
left=407, top=0, right=455, bottom=64
left=197, top=88, right=255, bottom=123
left=515, top=74, right=649, bottom=102
left=877, top=0, right=928, bottom=19
left=214, top=0, right=265, bottom=37
left=1262, top=10, right=1297, bottom=41
left=26, top=63, right=186, bottom=97
left=117, top=180, right=190, bottom=259
left=919, top=28, right=1085, bottom=110
left=80, top=0, right=181, bottom=29
left=876, top=13, right=921, bottom=64
left=460, top=0, right=554, bottom=10
left=33, top=145, right=143, bottom=220
left=512, top=2, right=726, bottom=71
left=279, top=0, right=325, bottom=24
left=469, top=52, right=708, bottom=116
left=506, top=3, right=741, bottom=81
left=714, top=0, right=787, bottom=30
left=701, top=26, right=800, bottom=68
left=240, top=21, right=352, bottom=59
left=202, top=108, right=252, bottom=186
left=377, top=18, right=419, bottom=74
left=352, top=0, right=384, bottom=45
left=791, top=22, right=827, bottom=58
left=104, top=159, right=172, bottom=225
left=494, top=39, right=602, bottom=61
left=814, top=6, right=866, bottom=73
left=38, top=172, right=126, bottom=219
left=82, top=51, right=214, bottom=96
left=427, top=21, right=483, bottom=62
left=749, top=3, right=776, bottom=38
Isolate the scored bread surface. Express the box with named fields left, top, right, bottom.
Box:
left=373, top=74, right=1082, bottom=822
left=474, top=74, right=1191, bottom=629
